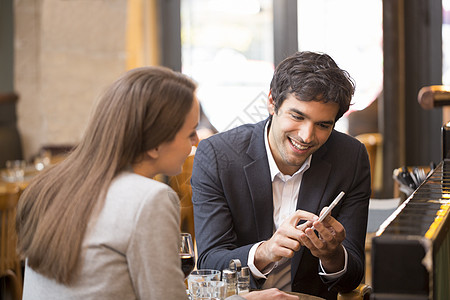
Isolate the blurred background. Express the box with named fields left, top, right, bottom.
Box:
left=1, top=0, right=450, bottom=198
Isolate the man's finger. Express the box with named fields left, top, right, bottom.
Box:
left=287, top=209, right=318, bottom=227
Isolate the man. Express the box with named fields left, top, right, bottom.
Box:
left=191, top=51, right=371, bottom=300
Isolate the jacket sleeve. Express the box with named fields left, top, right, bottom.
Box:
left=324, top=141, right=371, bottom=293
left=191, top=139, right=255, bottom=274
left=127, top=186, right=189, bottom=299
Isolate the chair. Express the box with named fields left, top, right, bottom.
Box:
left=338, top=283, right=373, bottom=300
left=168, top=151, right=196, bottom=241
left=355, top=133, right=383, bottom=197
left=0, top=185, right=22, bottom=300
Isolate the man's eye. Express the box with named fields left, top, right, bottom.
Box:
left=318, top=123, right=331, bottom=129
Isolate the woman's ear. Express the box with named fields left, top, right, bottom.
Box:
left=146, top=148, right=159, bottom=160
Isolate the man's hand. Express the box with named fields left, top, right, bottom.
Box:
left=298, top=207, right=346, bottom=273
left=254, top=210, right=318, bottom=270
left=241, top=288, right=299, bottom=300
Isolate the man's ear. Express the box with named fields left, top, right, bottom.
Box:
left=146, top=148, right=159, bottom=160
left=267, top=91, right=275, bottom=116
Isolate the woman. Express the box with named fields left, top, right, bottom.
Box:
left=16, top=66, right=296, bottom=300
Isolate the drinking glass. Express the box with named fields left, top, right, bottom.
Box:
left=180, top=232, right=195, bottom=278
left=5, top=160, right=26, bottom=182
left=34, top=149, right=52, bottom=171
left=188, top=270, right=222, bottom=300
left=189, top=280, right=225, bottom=300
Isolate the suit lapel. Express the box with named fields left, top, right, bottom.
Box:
left=292, top=144, right=332, bottom=277
left=244, top=119, right=273, bottom=241
left=296, top=151, right=331, bottom=214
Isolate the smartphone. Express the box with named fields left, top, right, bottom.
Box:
left=311, top=191, right=345, bottom=230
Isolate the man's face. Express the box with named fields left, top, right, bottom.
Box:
left=267, top=93, right=339, bottom=175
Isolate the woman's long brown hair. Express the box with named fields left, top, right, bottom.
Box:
left=16, top=66, right=196, bottom=284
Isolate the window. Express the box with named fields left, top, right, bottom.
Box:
left=297, top=0, right=383, bottom=133
left=181, top=0, right=383, bottom=134
left=181, top=0, right=274, bottom=132
left=444, top=0, right=450, bottom=85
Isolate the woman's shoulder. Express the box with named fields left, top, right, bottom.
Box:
left=96, top=171, right=179, bottom=229
left=113, top=171, right=168, bottom=188
left=108, top=171, right=177, bottom=206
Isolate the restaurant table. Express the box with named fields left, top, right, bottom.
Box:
left=0, top=180, right=23, bottom=300
left=0, top=165, right=38, bottom=190
left=286, top=291, right=325, bottom=300
left=251, top=290, right=325, bottom=300
left=0, top=153, right=68, bottom=188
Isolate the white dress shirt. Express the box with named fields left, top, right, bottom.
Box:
left=247, top=121, right=347, bottom=291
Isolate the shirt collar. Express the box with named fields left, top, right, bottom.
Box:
left=264, top=120, right=312, bottom=182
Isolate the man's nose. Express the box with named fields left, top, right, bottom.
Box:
left=298, top=123, right=314, bottom=144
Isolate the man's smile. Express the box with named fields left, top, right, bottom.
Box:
left=288, top=136, right=311, bottom=151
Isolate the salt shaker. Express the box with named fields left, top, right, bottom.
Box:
left=237, top=266, right=250, bottom=295
left=222, top=269, right=237, bottom=297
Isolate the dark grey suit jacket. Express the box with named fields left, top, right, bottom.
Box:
left=191, top=119, right=371, bottom=300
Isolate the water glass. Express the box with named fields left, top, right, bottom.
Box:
left=5, top=160, right=26, bottom=182
left=34, top=149, right=52, bottom=171
left=189, top=280, right=225, bottom=300
left=188, top=269, right=221, bottom=299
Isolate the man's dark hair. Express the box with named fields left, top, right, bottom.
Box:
left=270, top=51, right=355, bottom=121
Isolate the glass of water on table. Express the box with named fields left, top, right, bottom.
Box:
left=188, top=269, right=224, bottom=300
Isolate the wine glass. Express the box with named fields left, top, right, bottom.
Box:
left=180, top=232, right=195, bottom=278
